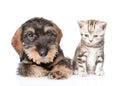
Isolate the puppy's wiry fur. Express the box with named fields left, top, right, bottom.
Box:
left=12, top=17, right=73, bottom=79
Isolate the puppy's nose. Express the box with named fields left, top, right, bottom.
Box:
left=39, top=49, right=47, bottom=57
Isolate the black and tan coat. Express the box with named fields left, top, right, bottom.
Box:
left=11, top=17, right=73, bottom=79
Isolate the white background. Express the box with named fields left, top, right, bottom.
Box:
left=0, top=0, right=120, bottom=86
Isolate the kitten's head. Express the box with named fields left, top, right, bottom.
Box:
left=78, top=20, right=107, bottom=45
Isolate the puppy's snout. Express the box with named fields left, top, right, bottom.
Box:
left=39, top=49, right=47, bottom=57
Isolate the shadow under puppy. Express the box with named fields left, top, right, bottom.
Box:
left=11, top=17, right=73, bottom=79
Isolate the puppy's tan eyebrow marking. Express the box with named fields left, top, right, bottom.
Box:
left=25, top=28, right=35, bottom=33
left=44, top=26, right=55, bottom=33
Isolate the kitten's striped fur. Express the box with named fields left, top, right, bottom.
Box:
left=73, top=20, right=107, bottom=76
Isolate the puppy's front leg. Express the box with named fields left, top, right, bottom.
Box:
left=18, top=63, right=49, bottom=77
left=48, top=57, right=73, bottom=79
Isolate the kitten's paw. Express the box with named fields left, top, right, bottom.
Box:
left=88, top=71, right=95, bottom=74
left=95, top=70, right=104, bottom=76
left=78, top=71, right=88, bottom=77
left=73, top=70, right=79, bottom=75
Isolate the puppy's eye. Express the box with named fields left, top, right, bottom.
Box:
left=27, top=32, right=36, bottom=41
left=84, top=34, right=89, bottom=37
left=46, top=32, right=52, bottom=36
left=27, top=32, right=34, bottom=37
left=94, top=35, right=98, bottom=37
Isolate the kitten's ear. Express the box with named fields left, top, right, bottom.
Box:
left=77, top=21, right=84, bottom=28
left=99, top=21, right=107, bottom=30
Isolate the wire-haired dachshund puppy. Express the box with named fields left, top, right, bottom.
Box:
left=11, top=17, right=73, bottom=79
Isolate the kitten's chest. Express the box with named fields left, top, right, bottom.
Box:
left=87, top=48, right=99, bottom=65
left=88, top=48, right=98, bottom=57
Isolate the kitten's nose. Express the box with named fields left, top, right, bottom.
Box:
left=89, top=40, right=93, bottom=42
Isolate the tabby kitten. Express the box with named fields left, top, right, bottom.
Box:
left=73, top=20, right=107, bottom=76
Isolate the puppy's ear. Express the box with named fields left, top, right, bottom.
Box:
left=53, top=23, right=63, bottom=44
left=11, top=27, right=23, bottom=57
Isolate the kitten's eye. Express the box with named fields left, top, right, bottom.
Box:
left=94, top=35, right=98, bottom=37
left=81, top=33, right=83, bottom=36
left=84, top=34, right=89, bottom=37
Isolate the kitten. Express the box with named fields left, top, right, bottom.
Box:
left=73, top=20, right=107, bottom=76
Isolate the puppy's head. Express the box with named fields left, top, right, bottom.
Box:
left=12, top=18, right=62, bottom=61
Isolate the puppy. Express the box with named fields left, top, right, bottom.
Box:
left=11, top=17, right=73, bottom=79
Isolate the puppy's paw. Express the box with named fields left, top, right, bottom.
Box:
left=48, top=65, right=72, bottom=80
left=48, top=71, right=68, bottom=80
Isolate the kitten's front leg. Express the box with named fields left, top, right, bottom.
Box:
left=95, top=56, right=104, bottom=76
left=77, top=54, right=87, bottom=77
